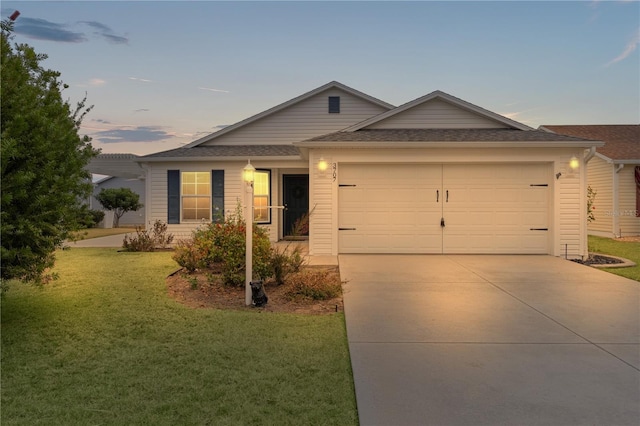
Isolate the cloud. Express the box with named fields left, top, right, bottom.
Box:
left=605, top=28, right=640, bottom=67
left=199, top=87, right=230, bottom=93
left=13, top=16, right=86, bottom=42
left=134, top=109, right=150, bottom=112
left=9, top=14, right=128, bottom=44
left=129, top=77, right=153, bottom=83
left=80, top=21, right=129, bottom=44
left=75, top=78, right=107, bottom=88
left=93, top=126, right=174, bottom=143
left=92, top=118, right=111, bottom=124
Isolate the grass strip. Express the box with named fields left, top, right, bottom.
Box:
left=588, top=235, right=640, bottom=281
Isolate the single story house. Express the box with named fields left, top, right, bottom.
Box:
left=136, top=81, right=603, bottom=260
left=541, top=125, right=640, bottom=238
left=91, top=175, right=146, bottom=228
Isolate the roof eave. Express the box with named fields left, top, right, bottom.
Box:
left=294, top=141, right=605, bottom=149
left=137, top=155, right=303, bottom=163
left=612, top=159, right=640, bottom=164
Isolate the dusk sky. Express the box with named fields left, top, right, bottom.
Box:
left=3, top=1, right=639, bottom=155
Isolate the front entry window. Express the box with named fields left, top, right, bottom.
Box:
left=182, top=172, right=211, bottom=221
left=253, top=170, right=270, bottom=223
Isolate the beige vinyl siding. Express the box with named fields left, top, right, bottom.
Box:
left=201, top=89, right=389, bottom=146
left=587, top=156, right=613, bottom=236
left=148, top=162, right=246, bottom=242
left=558, top=177, right=582, bottom=258
left=617, top=165, right=640, bottom=236
left=366, top=99, right=510, bottom=130
left=147, top=162, right=291, bottom=243
left=309, top=153, right=335, bottom=256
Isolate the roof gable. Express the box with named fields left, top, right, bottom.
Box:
left=185, top=81, right=394, bottom=148
left=344, top=90, right=532, bottom=131
left=541, top=125, right=640, bottom=161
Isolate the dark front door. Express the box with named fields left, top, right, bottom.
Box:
left=283, top=174, right=309, bottom=237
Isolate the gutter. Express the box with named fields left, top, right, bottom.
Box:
left=294, top=141, right=605, bottom=149
left=136, top=155, right=304, bottom=163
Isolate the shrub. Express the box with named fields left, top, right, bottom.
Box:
left=172, top=204, right=272, bottom=287
left=283, top=268, right=342, bottom=301
left=122, top=226, right=155, bottom=252
left=172, top=239, right=204, bottom=272
left=122, top=220, right=174, bottom=252
left=75, top=207, right=105, bottom=229
left=271, top=244, right=306, bottom=286
left=150, top=219, right=174, bottom=248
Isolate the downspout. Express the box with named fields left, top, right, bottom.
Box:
left=613, top=163, right=625, bottom=237
left=584, top=146, right=596, bottom=163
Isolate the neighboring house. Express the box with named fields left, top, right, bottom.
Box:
left=541, top=125, right=640, bottom=238
left=132, top=81, right=601, bottom=259
left=91, top=176, right=146, bottom=227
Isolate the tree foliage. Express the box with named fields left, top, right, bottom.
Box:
left=95, top=188, right=143, bottom=228
left=1, top=20, right=99, bottom=283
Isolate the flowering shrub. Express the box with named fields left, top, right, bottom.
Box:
left=172, top=204, right=272, bottom=287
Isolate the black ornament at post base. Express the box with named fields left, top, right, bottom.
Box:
left=250, top=280, right=268, bottom=307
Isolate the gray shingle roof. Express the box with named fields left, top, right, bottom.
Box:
left=303, top=128, right=595, bottom=143
left=140, top=145, right=301, bottom=159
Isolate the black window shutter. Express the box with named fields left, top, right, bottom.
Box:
left=328, top=96, right=340, bottom=113
left=167, top=170, right=180, bottom=224
left=212, top=170, right=224, bottom=223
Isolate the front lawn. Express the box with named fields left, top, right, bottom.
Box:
left=589, top=235, right=640, bottom=281
left=1, top=248, right=358, bottom=425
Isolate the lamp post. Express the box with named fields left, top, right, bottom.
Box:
left=243, top=160, right=255, bottom=306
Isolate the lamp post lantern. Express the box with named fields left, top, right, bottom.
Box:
left=243, top=160, right=255, bottom=306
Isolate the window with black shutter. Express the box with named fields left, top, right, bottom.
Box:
left=212, top=170, right=224, bottom=223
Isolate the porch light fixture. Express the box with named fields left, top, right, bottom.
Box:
left=318, top=157, right=328, bottom=172
left=243, top=160, right=255, bottom=306
left=569, top=156, right=579, bottom=171
left=243, top=160, right=255, bottom=183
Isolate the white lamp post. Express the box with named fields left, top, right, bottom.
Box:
left=243, top=160, right=255, bottom=306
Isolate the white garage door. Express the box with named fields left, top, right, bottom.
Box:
left=338, top=163, right=550, bottom=254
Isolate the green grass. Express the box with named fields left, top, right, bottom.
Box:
left=1, top=248, right=358, bottom=425
left=72, top=227, right=137, bottom=240
left=588, top=235, right=640, bottom=281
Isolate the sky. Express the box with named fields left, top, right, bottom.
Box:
left=2, top=1, right=639, bottom=156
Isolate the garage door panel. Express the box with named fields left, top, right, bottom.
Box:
left=338, top=163, right=549, bottom=254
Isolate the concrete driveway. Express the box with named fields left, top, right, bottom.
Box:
left=340, top=255, right=640, bottom=426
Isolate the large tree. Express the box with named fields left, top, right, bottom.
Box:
left=1, top=20, right=99, bottom=283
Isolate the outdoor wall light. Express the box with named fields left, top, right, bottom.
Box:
left=318, top=156, right=328, bottom=172
left=569, top=156, right=579, bottom=170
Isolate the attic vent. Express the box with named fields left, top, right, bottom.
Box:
left=328, top=96, right=340, bottom=113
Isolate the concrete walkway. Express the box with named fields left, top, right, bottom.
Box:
left=68, top=233, right=134, bottom=248
left=340, top=255, right=640, bottom=426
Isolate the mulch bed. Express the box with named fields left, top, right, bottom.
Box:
left=572, top=254, right=624, bottom=266
left=167, top=266, right=344, bottom=315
